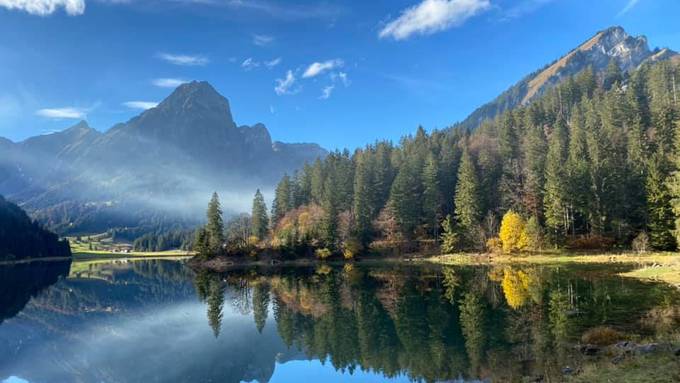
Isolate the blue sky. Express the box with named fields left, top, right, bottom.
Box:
left=1, top=0, right=679, bottom=150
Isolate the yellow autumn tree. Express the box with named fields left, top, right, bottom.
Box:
left=499, top=210, right=528, bottom=253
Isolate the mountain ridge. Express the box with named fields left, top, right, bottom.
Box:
left=456, top=26, right=679, bottom=131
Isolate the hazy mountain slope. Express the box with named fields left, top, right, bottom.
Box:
left=0, top=82, right=326, bottom=235
left=457, top=26, right=679, bottom=130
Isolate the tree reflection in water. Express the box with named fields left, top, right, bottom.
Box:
left=194, top=263, right=680, bottom=382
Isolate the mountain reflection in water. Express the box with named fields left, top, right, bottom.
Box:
left=0, top=259, right=678, bottom=383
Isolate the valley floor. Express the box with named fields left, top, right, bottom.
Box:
left=68, top=234, right=194, bottom=259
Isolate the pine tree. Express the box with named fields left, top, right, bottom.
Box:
left=422, top=153, right=443, bottom=237
left=193, top=227, right=210, bottom=255
left=454, top=148, right=481, bottom=233
left=271, top=174, right=292, bottom=227
left=206, top=192, right=225, bottom=254
left=544, top=118, right=570, bottom=239
left=310, top=159, right=325, bottom=204
left=498, top=113, right=524, bottom=212
left=440, top=215, right=459, bottom=253
left=566, top=104, right=590, bottom=235
left=603, top=59, right=623, bottom=90
left=522, top=125, right=547, bottom=218
left=321, top=173, right=339, bottom=248
left=251, top=189, right=269, bottom=241
left=353, top=150, right=375, bottom=245
left=389, top=159, right=422, bottom=238
left=646, top=151, right=676, bottom=250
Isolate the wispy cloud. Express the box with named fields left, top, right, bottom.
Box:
left=152, top=78, right=189, bottom=88
left=274, top=70, right=300, bottom=95
left=242, top=57, right=281, bottom=70
left=36, top=107, right=87, bottom=119
left=157, top=52, right=208, bottom=66
left=319, top=85, right=335, bottom=100
left=265, top=57, right=282, bottom=68
left=241, top=57, right=260, bottom=71
left=331, top=71, right=350, bottom=87
left=223, top=0, right=345, bottom=21
left=252, top=34, right=274, bottom=46
left=617, top=0, right=640, bottom=17
left=123, top=101, right=158, bottom=110
left=0, top=0, right=345, bottom=19
left=0, top=0, right=85, bottom=16
left=303, top=59, right=344, bottom=78
left=319, top=71, right=350, bottom=100
left=379, top=0, right=491, bottom=40
left=501, top=0, right=553, bottom=20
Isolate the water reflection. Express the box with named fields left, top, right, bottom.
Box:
left=0, top=260, right=71, bottom=324
left=0, top=260, right=678, bottom=383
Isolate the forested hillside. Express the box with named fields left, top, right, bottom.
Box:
left=252, top=59, right=680, bottom=256
left=0, top=195, right=71, bottom=260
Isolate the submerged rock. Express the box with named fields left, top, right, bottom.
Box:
left=579, top=344, right=601, bottom=356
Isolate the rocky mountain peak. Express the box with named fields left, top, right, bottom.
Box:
left=456, top=26, right=677, bottom=131
left=156, top=81, right=234, bottom=124
left=590, top=26, right=650, bottom=70
left=63, top=120, right=95, bottom=136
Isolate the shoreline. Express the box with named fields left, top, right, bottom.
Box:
left=428, top=252, right=680, bottom=288
left=6, top=250, right=678, bottom=288
left=188, top=251, right=680, bottom=288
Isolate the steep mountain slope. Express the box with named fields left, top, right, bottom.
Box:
left=457, top=26, right=679, bottom=130
left=0, top=81, right=326, bottom=235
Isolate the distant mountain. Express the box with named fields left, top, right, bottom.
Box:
left=457, top=26, right=680, bottom=130
left=0, top=81, right=326, bottom=235
left=0, top=195, right=71, bottom=261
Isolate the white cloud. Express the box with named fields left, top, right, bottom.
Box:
left=274, top=70, right=299, bottom=95
left=302, top=59, right=344, bottom=78
left=379, top=0, right=490, bottom=40
left=241, top=57, right=260, bottom=70
left=319, top=85, right=335, bottom=100
left=242, top=57, right=281, bottom=70
left=617, top=0, right=639, bottom=17
left=265, top=57, right=282, bottom=68
left=151, top=78, right=189, bottom=88
left=253, top=34, right=274, bottom=46
left=331, top=71, right=350, bottom=87
left=0, top=0, right=85, bottom=16
left=36, top=107, right=86, bottom=119
left=157, top=53, right=208, bottom=66
left=123, top=101, right=158, bottom=110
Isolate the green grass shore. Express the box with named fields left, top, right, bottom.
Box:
left=427, top=251, right=680, bottom=287
left=72, top=249, right=194, bottom=259
left=69, top=236, right=194, bottom=260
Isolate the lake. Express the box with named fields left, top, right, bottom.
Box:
left=1, top=259, right=678, bottom=382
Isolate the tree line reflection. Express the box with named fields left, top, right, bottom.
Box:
left=193, top=264, right=678, bottom=382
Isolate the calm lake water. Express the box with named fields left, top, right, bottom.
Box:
left=1, top=259, right=678, bottom=383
